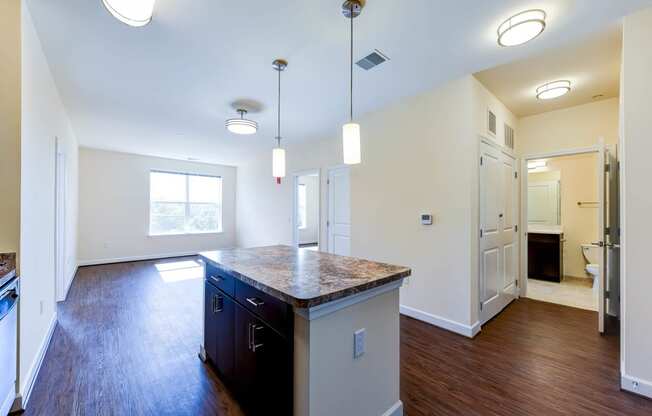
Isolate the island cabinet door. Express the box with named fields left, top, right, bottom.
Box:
left=204, top=281, right=235, bottom=382
left=234, top=303, right=292, bottom=415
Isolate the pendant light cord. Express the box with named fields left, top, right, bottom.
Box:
left=350, top=5, right=354, bottom=122
left=277, top=67, right=281, bottom=147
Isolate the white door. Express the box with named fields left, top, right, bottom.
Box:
left=598, top=147, right=620, bottom=332
left=480, top=142, right=519, bottom=325
left=327, top=166, right=351, bottom=256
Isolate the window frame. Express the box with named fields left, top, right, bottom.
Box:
left=148, top=170, right=224, bottom=237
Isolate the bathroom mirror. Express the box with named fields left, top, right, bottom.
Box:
left=528, top=171, right=561, bottom=226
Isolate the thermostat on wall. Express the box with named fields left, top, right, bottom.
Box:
left=421, top=214, right=433, bottom=225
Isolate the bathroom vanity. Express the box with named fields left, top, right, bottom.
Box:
left=199, top=246, right=410, bottom=416
left=528, top=226, right=564, bottom=282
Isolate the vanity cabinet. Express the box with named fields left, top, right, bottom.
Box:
left=203, top=263, right=293, bottom=415
left=528, top=232, right=564, bottom=282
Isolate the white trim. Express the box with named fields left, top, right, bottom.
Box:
left=522, top=145, right=600, bottom=161
left=1, top=387, right=14, bottom=416
left=400, top=305, right=481, bottom=338
left=295, top=280, right=403, bottom=321
left=19, top=313, right=57, bottom=409
left=59, top=263, right=78, bottom=302
left=291, top=169, right=321, bottom=248
left=381, top=400, right=404, bottom=416
left=621, top=373, right=652, bottom=399
left=78, top=251, right=199, bottom=267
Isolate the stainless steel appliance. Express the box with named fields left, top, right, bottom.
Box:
left=0, top=277, right=18, bottom=416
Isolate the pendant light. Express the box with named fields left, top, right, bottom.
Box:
left=102, top=0, right=156, bottom=27
left=225, top=109, right=258, bottom=135
left=272, top=59, right=288, bottom=184
left=342, top=0, right=363, bottom=165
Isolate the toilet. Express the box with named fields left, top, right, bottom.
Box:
left=581, top=244, right=600, bottom=291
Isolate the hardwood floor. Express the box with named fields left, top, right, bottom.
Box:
left=23, top=258, right=652, bottom=415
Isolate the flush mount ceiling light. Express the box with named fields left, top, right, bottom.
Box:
left=102, top=0, right=156, bottom=27
left=536, top=80, right=571, bottom=100
left=225, top=109, right=258, bottom=135
left=497, top=9, right=546, bottom=47
left=342, top=0, right=364, bottom=165
left=528, top=160, right=547, bottom=170
left=272, top=59, right=288, bottom=184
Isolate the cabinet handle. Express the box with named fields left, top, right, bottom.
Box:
left=210, top=275, right=224, bottom=285
left=213, top=294, right=224, bottom=313
left=247, top=323, right=253, bottom=351
left=251, top=325, right=264, bottom=352
left=246, top=297, right=265, bottom=307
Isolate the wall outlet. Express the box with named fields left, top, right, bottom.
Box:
left=354, top=328, right=366, bottom=359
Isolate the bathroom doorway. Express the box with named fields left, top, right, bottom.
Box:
left=293, top=170, right=320, bottom=251
left=521, top=145, right=620, bottom=333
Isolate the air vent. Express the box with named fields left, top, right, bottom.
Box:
left=356, top=50, right=390, bottom=70
left=504, top=123, right=515, bottom=149
left=487, top=109, right=497, bottom=137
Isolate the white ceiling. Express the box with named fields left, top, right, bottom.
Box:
left=26, top=0, right=652, bottom=166
left=475, top=24, right=622, bottom=117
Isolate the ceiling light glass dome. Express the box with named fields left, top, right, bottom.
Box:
left=536, top=80, right=571, bottom=100
left=497, top=9, right=546, bottom=47
left=225, top=109, right=258, bottom=135
left=102, top=0, right=156, bottom=27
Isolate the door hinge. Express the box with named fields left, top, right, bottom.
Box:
left=515, top=225, right=518, bottom=233
left=480, top=302, right=483, bottom=311
left=605, top=164, right=610, bottom=173
left=480, top=229, right=483, bottom=238
left=605, top=226, right=611, bottom=235
left=605, top=290, right=611, bottom=298
left=515, top=279, right=519, bottom=287
left=327, top=220, right=330, bottom=228
left=514, top=171, right=518, bottom=179
left=480, top=156, right=484, bottom=166
left=327, top=179, right=330, bottom=185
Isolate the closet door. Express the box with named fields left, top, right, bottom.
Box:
left=480, top=141, right=519, bottom=325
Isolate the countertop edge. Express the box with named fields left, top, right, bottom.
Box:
left=199, top=253, right=411, bottom=309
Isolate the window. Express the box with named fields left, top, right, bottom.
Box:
left=149, top=171, right=223, bottom=235
left=297, top=184, right=307, bottom=229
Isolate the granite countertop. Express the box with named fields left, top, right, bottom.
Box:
left=0, top=252, right=17, bottom=284
left=199, top=245, right=411, bottom=309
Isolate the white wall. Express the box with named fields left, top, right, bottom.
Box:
left=620, top=7, right=652, bottom=399
left=78, top=148, right=237, bottom=264
left=0, top=0, right=21, bottom=257
left=297, top=175, right=319, bottom=245
left=20, top=0, right=79, bottom=401
left=518, top=98, right=619, bottom=156
left=238, top=75, right=487, bottom=334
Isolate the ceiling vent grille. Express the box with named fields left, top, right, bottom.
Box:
left=504, top=123, right=515, bottom=149
left=356, top=50, right=390, bottom=70
left=487, top=109, right=497, bottom=137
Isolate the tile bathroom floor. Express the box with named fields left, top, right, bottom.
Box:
left=526, top=276, right=597, bottom=311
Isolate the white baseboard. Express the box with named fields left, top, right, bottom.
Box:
left=17, top=313, right=57, bottom=410
left=622, top=373, right=652, bottom=399
left=382, top=400, right=403, bottom=416
left=400, top=305, right=481, bottom=338
left=78, top=251, right=198, bottom=267
left=59, top=264, right=78, bottom=302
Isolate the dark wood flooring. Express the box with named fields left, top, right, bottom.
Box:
left=23, top=258, right=652, bottom=415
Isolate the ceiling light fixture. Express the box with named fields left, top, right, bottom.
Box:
left=497, top=9, right=546, bottom=47
left=225, top=109, right=258, bottom=135
left=536, top=80, right=571, bottom=100
left=272, top=59, right=288, bottom=184
left=342, top=0, right=364, bottom=165
left=102, top=0, right=156, bottom=27
left=528, top=160, right=547, bottom=170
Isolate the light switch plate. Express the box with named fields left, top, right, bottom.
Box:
left=354, top=328, right=366, bottom=358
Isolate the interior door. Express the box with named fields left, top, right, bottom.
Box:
left=480, top=142, right=519, bottom=325
left=597, top=147, right=607, bottom=333
left=327, top=166, right=351, bottom=256
left=602, top=147, right=620, bottom=326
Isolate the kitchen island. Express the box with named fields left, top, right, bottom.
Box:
left=199, top=245, right=410, bottom=416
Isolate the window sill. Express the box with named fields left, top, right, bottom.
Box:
left=148, top=231, right=224, bottom=237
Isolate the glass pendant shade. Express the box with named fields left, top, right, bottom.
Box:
left=102, top=0, right=156, bottom=27
left=225, top=118, right=258, bottom=135
left=272, top=147, right=286, bottom=178
left=497, top=9, right=546, bottom=47
left=342, top=122, right=361, bottom=165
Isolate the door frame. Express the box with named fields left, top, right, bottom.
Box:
left=477, top=136, right=519, bottom=326
left=292, top=169, right=321, bottom=249
left=54, top=137, right=67, bottom=302
left=326, top=165, right=350, bottom=255
left=519, top=145, right=604, bottom=312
